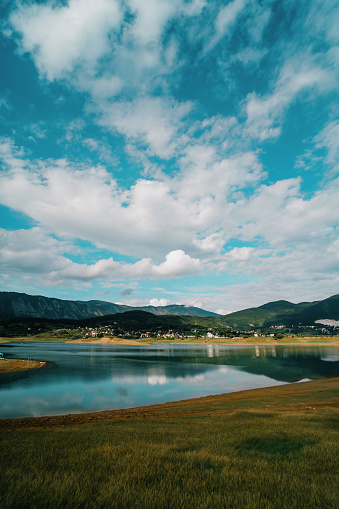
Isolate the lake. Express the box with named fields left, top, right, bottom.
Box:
left=0, top=342, right=338, bottom=419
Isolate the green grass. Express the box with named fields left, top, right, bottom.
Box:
left=1, top=409, right=338, bottom=509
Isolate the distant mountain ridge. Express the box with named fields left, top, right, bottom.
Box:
left=0, top=292, right=220, bottom=320
left=220, top=294, right=339, bottom=329
left=0, top=292, right=338, bottom=329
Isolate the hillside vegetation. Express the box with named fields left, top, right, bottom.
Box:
left=219, top=295, right=339, bottom=330
left=0, top=293, right=338, bottom=338
left=0, top=292, right=219, bottom=320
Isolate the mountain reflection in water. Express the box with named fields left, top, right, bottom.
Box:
left=0, top=343, right=338, bottom=419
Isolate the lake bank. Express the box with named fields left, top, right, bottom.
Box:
left=1, top=335, right=339, bottom=346
left=0, top=358, right=46, bottom=374
left=1, top=376, right=338, bottom=430
left=72, top=335, right=339, bottom=346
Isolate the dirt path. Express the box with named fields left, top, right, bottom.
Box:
left=1, top=377, right=338, bottom=431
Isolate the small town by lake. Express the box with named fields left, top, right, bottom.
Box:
left=1, top=342, right=338, bottom=419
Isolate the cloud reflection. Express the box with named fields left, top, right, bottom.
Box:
left=147, top=375, right=168, bottom=386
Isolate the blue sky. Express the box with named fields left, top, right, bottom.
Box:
left=0, top=0, right=338, bottom=313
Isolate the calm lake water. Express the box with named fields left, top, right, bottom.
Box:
left=0, top=342, right=338, bottom=419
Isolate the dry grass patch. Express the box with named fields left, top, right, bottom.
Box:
left=1, top=378, right=339, bottom=509
left=0, top=358, right=45, bottom=373
left=1, top=410, right=338, bottom=508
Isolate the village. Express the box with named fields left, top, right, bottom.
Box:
left=60, top=322, right=337, bottom=341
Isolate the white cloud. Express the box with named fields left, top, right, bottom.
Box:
left=127, top=0, right=180, bottom=43
left=206, top=0, right=249, bottom=51
left=305, top=0, right=339, bottom=45
left=216, top=308, right=227, bottom=315
left=9, top=0, right=122, bottom=80
left=192, top=231, right=226, bottom=253
left=48, top=249, right=201, bottom=283
left=1, top=136, right=339, bottom=282
left=0, top=95, right=11, bottom=112
left=233, top=177, right=339, bottom=248
left=218, top=244, right=339, bottom=311
left=0, top=139, right=235, bottom=257
left=314, top=121, right=339, bottom=173
left=177, top=146, right=264, bottom=200
left=0, top=224, right=201, bottom=286
left=2, top=0, right=339, bottom=310
left=0, top=227, right=71, bottom=275
left=7, top=0, right=204, bottom=109
left=88, top=75, right=123, bottom=100
left=245, top=62, right=332, bottom=140
left=155, top=250, right=201, bottom=277
left=224, top=246, right=256, bottom=261
left=229, top=47, right=268, bottom=67
left=98, top=96, right=192, bottom=158
left=149, top=298, right=170, bottom=306
left=0, top=137, right=26, bottom=170
left=215, top=0, right=248, bottom=37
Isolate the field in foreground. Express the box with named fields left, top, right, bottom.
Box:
left=0, top=378, right=338, bottom=509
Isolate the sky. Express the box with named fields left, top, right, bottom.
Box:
left=0, top=0, right=338, bottom=314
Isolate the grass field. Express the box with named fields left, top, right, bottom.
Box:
left=1, top=378, right=338, bottom=509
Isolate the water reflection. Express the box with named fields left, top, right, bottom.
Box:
left=0, top=342, right=338, bottom=419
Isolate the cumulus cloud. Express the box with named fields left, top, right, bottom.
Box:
left=1, top=0, right=339, bottom=310
left=49, top=249, right=201, bottom=283
left=0, top=138, right=264, bottom=258
left=149, top=298, right=170, bottom=306
left=177, top=147, right=264, bottom=200
left=127, top=0, right=180, bottom=43
left=232, top=177, right=339, bottom=248
left=99, top=96, right=192, bottom=158
left=0, top=227, right=71, bottom=275
left=223, top=246, right=256, bottom=261
left=9, top=0, right=122, bottom=80
left=0, top=225, right=201, bottom=286
left=1, top=136, right=339, bottom=284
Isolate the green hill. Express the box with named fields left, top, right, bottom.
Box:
left=220, top=295, right=339, bottom=330
left=0, top=294, right=338, bottom=337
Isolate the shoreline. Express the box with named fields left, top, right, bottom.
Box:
left=0, top=337, right=338, bottom=373
left=1, top=376, right=338, bottom=431
left=0, top=358, right=46, bottom=374
left=1, top=335, right=339, bottom=346
left=70, top=336, right=339, bottom=346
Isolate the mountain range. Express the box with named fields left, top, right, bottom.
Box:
left=0, top=291, right=338, bottom=331
left=0, top=292, right=220, bottom=320
left=220, top=295, right=339, bottom=329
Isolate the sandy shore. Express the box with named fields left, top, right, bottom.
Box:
left=69, top=337, right=147, bottom=345
left=0, top=359, right=46, bottom=374
left=2, top=335, right=339, bottom=346
left=0, top=377, right=338, bottom=431
left=69, top=336, right=339, bottom=346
